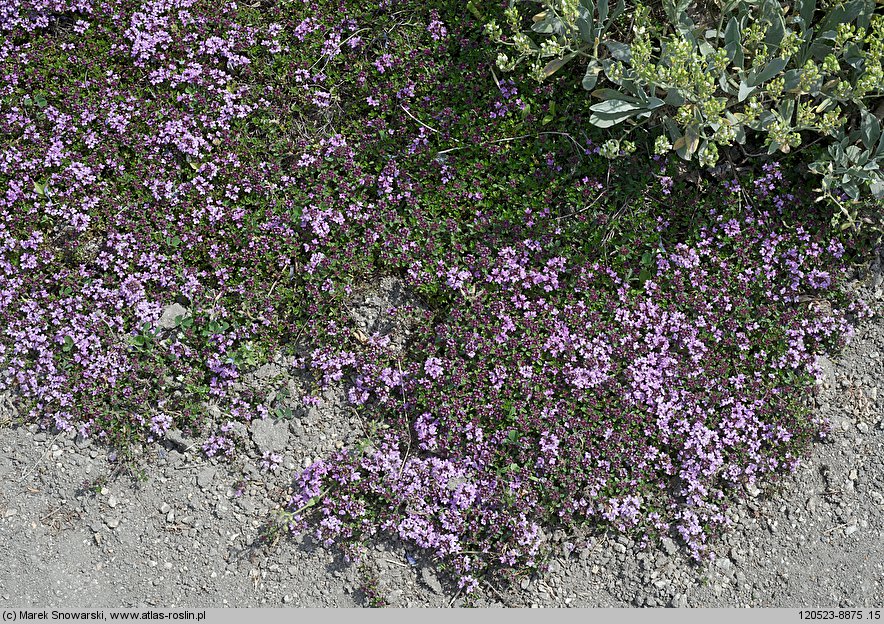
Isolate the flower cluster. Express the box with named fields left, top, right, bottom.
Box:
left=289, top=165, right=862, bottom=578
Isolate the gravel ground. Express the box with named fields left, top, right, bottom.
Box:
left=1, top=273, right=883, bottom=608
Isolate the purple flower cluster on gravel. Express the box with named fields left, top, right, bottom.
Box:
left=289, top=200, right=866, bottom=584
left=0, top=0, right=292, bottom=443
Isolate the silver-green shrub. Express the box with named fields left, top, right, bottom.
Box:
left=486, top=0, right=884, bottom=207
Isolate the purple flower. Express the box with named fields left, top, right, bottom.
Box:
left=373, top=54, right=394, bottom=73
left=426, top=19, right=447, bottom=41
left=259, top=451, right=283, bottom=473
left=424, top=356, right=443, bottom=380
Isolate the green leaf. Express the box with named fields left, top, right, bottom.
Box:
left=604, top=40, right=631, bottom=61
left=782, top=68, right=802, bottom=92
left=599, top=58, right=622, bottom=85
left=764, top=16, right=786, bottom=49
left=779, top=99, right=795, bottom=124
left=724, top=17, right=743, bottom=67
left=663, top=0, right=691, bottom=26
left=591, top=88, right=635, bottom=101
left=672, top=136, right=687, bottom=157
left=750, top=57, right=788, bottom=87
left=850, top=160, right=872, bottom=174
left=590, top=99, right=644, bottom=114
left=875, top=132, right=884, bottom=159
left=719, top=74, right=738, bottom=96
left=62, top=336, right=74, bottom=353
left=797, top=0, right=817, bottom=29
left=809, top=30, right=835, bottom=60
left=33, top=180, right=46, bottom=196
left=291, top=202, right=303, bottom=221
left=685, top=127, right=700, bottom=157
left=466, top=1, right=484, bottom=21
left=829, top=141, right=845, bottom=164
left=738, top=80, right=755, bottom=102
left=664, top=117, right=683, bottom=142
left=860, top=108, right=880, bottom=151
left=582, top=62, right=601, bottom=90
left=841, top=178, right=860, bottom=200
left=597, top=0, right=609, bottom=25
left=845, top=145, right=865, bottom=162
left=674, top=125, right=701, bottom=159
left=817, top=0, right=868, bottom=33
left=796, top=0, right=816, bottom=30
left=175, top=314, right=192, bottom=329
left=542, top=52, right=577, bottom=78
left=589, top=113, right=636, bottom=128
left=663, top=89, right=685, bottom=106
left=34, top=94, right=47, bottom=108
left=532, top=13, right=564, bottom=35
left=302, top=494, right=321, bottom=510
left=645, top=97, right=665, bottom=110
left=858, top=0, right=875, bottom=28
left=576, top=6, right=595, bottom=43
left=840, top=44, right=864, bottom=71
left=698, top=39, right=716, bottom=57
